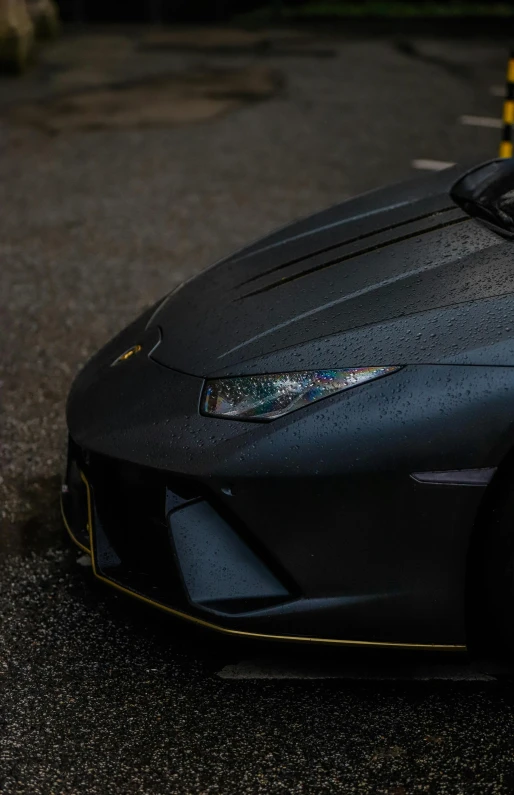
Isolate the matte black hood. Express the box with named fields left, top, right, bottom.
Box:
left=150, top=164, right=514, bottom=375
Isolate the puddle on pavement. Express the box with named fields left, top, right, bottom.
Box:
left=7, top=65, right=283, bottom=132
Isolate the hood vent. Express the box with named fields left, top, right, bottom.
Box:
left=239, top=209, right=468, bottom=301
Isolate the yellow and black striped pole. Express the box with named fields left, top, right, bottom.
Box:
left=499, top=50, right=514, bottom=158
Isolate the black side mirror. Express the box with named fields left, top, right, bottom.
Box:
left=451, top=159, right=514, bottom=238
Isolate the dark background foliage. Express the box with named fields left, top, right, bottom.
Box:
left=55, top=0, right=514, bottom=24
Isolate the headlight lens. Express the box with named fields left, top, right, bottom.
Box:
left=201, top=366, right=400, bottom=421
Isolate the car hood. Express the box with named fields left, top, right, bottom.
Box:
left=150, top=164, right=514, bottom=375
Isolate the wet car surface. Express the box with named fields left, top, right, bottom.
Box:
left=2, top=29, right=514, bottom=794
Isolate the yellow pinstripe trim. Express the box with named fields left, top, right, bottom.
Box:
left=61, top=495, right=91, bottom=554
left=75, top=471, right=466, bottom=652
left=499, top=140, right=513, bottom=159
left=503, top=101, right=514, bottom=125
left=508, top=60, right=514, bottom=84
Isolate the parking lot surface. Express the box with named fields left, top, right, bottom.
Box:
left=1, top=28, right=514, bottom=794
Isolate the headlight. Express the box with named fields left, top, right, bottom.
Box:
left=201, top=366, right=401, bottom=421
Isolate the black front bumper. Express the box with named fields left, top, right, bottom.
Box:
left=62, top=437, right=294, bottom=615
left=64, top=315, right=503, bottom=650
left=62, top=437, right=468, bottom=651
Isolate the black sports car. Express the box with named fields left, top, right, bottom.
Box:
left=62, top=158, right=514, bottom=656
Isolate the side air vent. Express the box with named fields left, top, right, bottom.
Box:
left=169, top=500, right=291, bottom=614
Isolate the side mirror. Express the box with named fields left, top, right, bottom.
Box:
left=451, top=158, right=514, bottom=238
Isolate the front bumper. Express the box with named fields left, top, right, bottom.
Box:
left=64, top=313, right=514, bottom=650
left=61, top=437, right=468, bottom=651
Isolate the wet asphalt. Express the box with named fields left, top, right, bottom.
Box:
left=1, top=27, right=514, bottom=794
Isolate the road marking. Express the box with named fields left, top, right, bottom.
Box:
left=460, top=114, right=502, bottom=129
left=490, top=85, right=506, bottom=97
left=217, top=659, right=498, bottom=681
left=411, top=159, right=455, bottom=171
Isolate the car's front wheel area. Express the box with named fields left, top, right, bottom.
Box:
left=466, top=451, right=514, bottom=662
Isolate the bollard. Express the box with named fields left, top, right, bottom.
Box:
left=499, top=50, right=514, bottom=158
left=0, top=0, right=34, bottom=73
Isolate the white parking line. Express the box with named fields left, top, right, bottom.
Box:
left=460, top=114, right=502, bottom=128
left=411, top=159, right=455, bottom=171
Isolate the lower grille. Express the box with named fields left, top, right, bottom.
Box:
left=65, top=439, right=292, bottom=616
left=86, top=452, right=199, bottom=605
